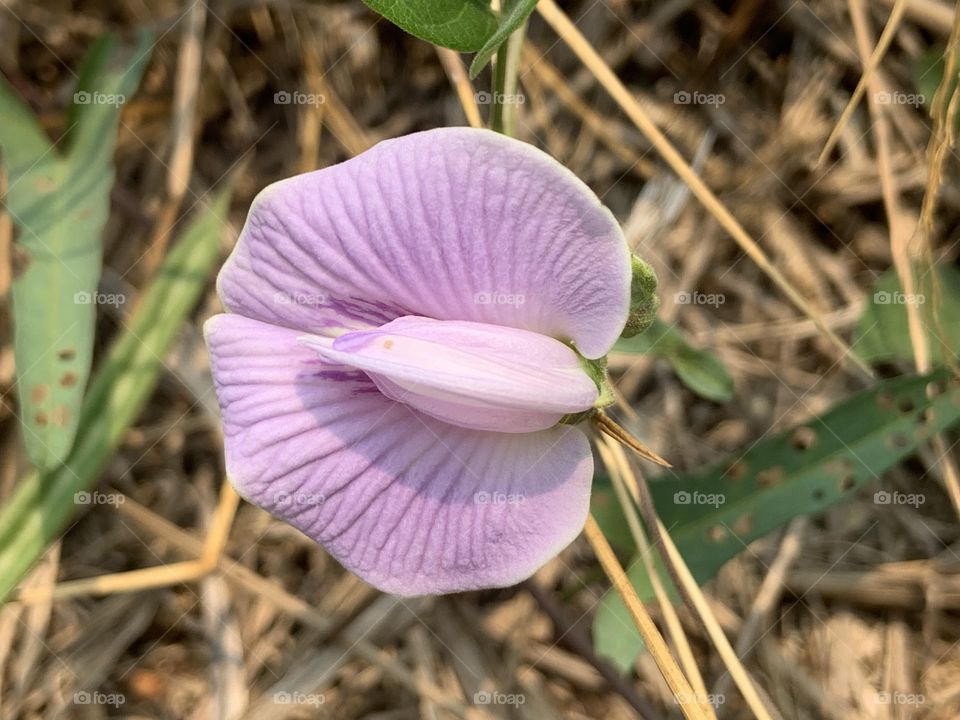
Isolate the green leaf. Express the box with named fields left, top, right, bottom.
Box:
left=613, top=318, right=734, bottom=402
left=914, top=45, right=947, bottom=114
left=592, top=553, right=675, bottom=672
left=469, top=0, right=537, bottom=78
left=0, top=190, right=231, bottom=604
left=66, top=32, right=153, bottom=164
left=589, top=475, right=634, bottom=556
left=0, top=87, right=56, bottom=178
left=593, top=370, right=960, bottom=670
left=855, top=264, right=960, bottom=366
left=2, top=33, right=151, bottom=470
left=361, top=0, right=497, bottom=52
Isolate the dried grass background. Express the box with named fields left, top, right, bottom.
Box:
left=0, top=0, right=959, bottom=718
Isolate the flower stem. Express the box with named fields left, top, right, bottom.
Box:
left=489, top=0, right=527, bottom=136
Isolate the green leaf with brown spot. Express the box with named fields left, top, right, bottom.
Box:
left=1, top=33, right=151, bottom=470
left=0, top=189, right=230, bottom=603
left=593, top=370, right=960, bottom=671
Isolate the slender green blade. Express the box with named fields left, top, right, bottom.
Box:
left=0, top=191, right=231, bottom=603
left=361, top=0, right=497, bottom=52
left=593, top=370, right=960, bottom=671
left=4, top=34, right=150, bottom=469
left=66, top=32, right=153, bottom=164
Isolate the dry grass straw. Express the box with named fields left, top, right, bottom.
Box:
left=599, top=431, right=778, bottom=720
left=582, top=514, right=712, bottom=720
left=536, top=0, right=875, bottom=380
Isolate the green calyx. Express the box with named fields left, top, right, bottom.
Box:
left=621, top=254, right=660, bottom=338
left=560, top=355, right=615, bottom=426
left=559, top=255, right=659, bottom=426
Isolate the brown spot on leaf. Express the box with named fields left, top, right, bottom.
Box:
left=33, top=175, right=56, bottom=192
left=757, top=466, right=785, bottom=487
left=57, top=348, right=76, bottom=361
left=885, top=432, right=909, bottom=450
left=61, top=371, right=78, bottom=388
left=707, top=525, right=727, bottom=543
left=383, top=340, right=394, bottom=349
left=733, top=514, right=752, bottom=536
left=35, top=411, right=48, bottom=427
left=11, top=245, right=32, bottom=280
left=826, top=458, right=856, bottom=494
left=790, top=426, right=816, bottom=451
left=723, top=460, right=748, bottom=481
left=51, top=405, right=70, bottom=427
left=30, top=384, right=49, bottom=404
left=877, top=392, right=895, bottom=410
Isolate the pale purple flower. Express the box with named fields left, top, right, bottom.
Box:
left=205, top=127, right=632, bottom=595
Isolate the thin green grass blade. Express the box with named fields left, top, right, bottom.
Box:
left=0, top=190, right=231, bottom=603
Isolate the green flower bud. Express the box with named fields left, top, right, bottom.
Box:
left=621, top=254, right=659, bottom=338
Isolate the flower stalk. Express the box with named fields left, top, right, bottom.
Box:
left=490, top=0, right=527, bottom=136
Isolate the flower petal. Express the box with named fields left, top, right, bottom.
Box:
left=206, top=313, right=593, bottom=595
left=301, top=315, right=597, bottom=433
left=218, top=127, right=630, bottom=358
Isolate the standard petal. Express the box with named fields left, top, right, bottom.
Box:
left=300, top=315, right=597, bottom=433
left=217, top=127, right=631, bottom=357
left=206, top=313, right=593, bottom=595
